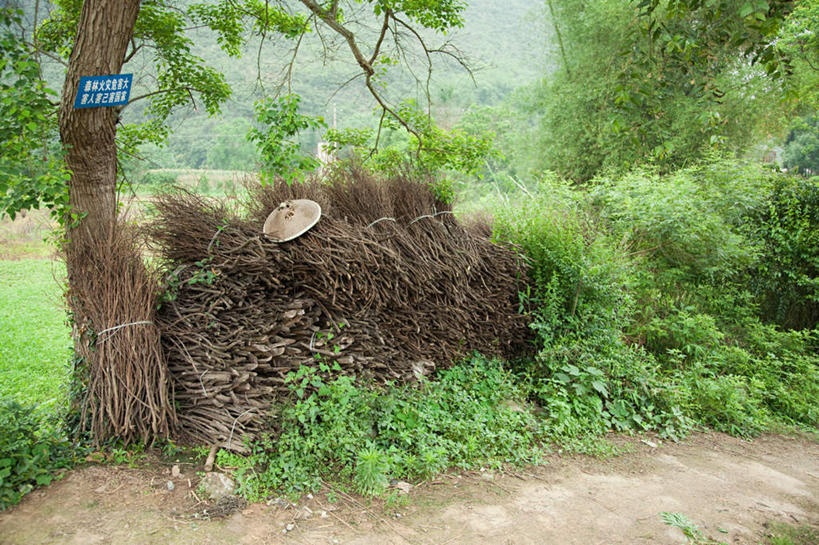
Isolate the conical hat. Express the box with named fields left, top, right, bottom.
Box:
left=263, top=199, right=321, bottom=242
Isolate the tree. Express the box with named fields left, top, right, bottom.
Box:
left=57, top=0, right=140, bottom=240
left=527, top=0, right=795, bottom=181
left=25, top=0, right=478, bottom=231
left=0, top=7, right=67, bottom=220
left=777, top=0, right=819, bottom=110
left=783, top=115, right=819, bottom=174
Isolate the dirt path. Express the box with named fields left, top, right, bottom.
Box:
left=1, top=433, right=817, bottom=545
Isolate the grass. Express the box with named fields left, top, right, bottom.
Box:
left=0, top=260, right=71, bottom=408
left=766, top=523, right=819, bottom=545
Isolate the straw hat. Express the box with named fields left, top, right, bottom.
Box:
left=263, top=199, right=321, bottom=242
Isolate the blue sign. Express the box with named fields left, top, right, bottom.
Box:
left=73, top=74, right=133, bottom=109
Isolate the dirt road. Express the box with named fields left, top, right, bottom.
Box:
left=1, top=433, right=817, bottom=545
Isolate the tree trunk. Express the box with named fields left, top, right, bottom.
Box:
left=58, top=0, right=140, bottom=241
left=57, top=1, right=177, bottom=445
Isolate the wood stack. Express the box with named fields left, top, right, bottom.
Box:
left=150, top=169, right=532, bottom=450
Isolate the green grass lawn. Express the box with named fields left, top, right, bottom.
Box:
left=0, top=260, right=71, bottom=408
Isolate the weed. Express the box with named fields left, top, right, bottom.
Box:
left=0, top=399, right=74, bottom=510
left=107, top=443, right=146, bottom=468
left=661, top=512, right=726, bottom=545
left=354, top=447, right=389, bottom=496
left=496, top=160, right=818, bottom=441
left=159, top=439, right=182, bottom=459
left=226, top=356, right=545, bottom=500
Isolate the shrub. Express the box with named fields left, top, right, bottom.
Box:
left=493, top=173, right=627, bottom=330
left=140, top=170, right=178, bottom=187
left=590, top=160, right=770, bottom=283
left=494, top=159, right=818, bottom=440
left=782, top=115, right=819, bottom=176
left=749, top=176, right=819, bottom=330
left=0, top=399, right=73, bottom=510
left=493, top=175, right=692, bottom=441
left=675, top=367, right=769, bottom=438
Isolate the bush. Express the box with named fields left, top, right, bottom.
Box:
left=750, top=176, right=819, bottom=330
left=0, top=399, right=73, bottom=510
left=140, top=170, right=178, bottom=187
left=492, top=175, right=692, bottom=441
left=590, top=160, right=770, bottom=283
left=493, top=159, right=818, bottom=440
left=675, top=367, right=769, bottom=438
left=782, top=115, right=819, bottom=175
left=493, top=173, right=627, bottom=328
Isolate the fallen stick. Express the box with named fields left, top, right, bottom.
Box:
left=204, top=445, right=218, bottom=472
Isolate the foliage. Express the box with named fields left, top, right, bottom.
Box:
left=219, top=356, right=543, bottom=499
left=778, top=1, right=819, bottom=114
left=528, top=0, right=787, bottom=181
left=353, top=447, right=390, bottom=496
left=0, top=399, right=73, bottom=510
left=783, top=115, right=819, bottom=175
left=326, top=99, right=498, bottom=180
left=634, top=0, right=795, bottom=81
left=591, top=160, right=819, bottom=433
left=247, top=94, right=326, bottom=182
left=590, top=160, right=770, bottom=282
left=373, top=0, right=467, bottom=31
left=748, top=175, right=819, bottom=329
left=104, top=0, right=538, bottom=172
left=382, top=100, right=497, bottom=176
left=779, top=0, right=819, bottom=68
left=29, top=0, right=478, bottom=181
left=38, top=0, right=247, bottom=155
left=0, top=8, right=69, bottom=221
left=492, top=177, right=692, bottom=442
left=765, top=522, right=819, bottom=545
left=139, top=170, right=178, bottom=187
left=492, top=158, right=819, bottom=441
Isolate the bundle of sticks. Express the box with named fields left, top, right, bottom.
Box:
left=150, top=169, right=532, bottom=450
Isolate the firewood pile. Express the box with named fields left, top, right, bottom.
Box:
left=149, top=169, right=531, bottom=450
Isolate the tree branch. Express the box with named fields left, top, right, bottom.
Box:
left=429, top=43, right=476, bottom=86
left=297, top=0, right=422, bottom=146
left=23, top=41, right=69, bottom=67
left=279, top=14, right=313, bottom=95
left=368, top=107, right=387, bottom=159
left=124, top=86, right=206, bottom=108
left=254, top=0, right=271, bottom=93
left=369, top=10, right=391, bottom=66
left=392, top=15, right=433, bottom=115
left=547, top=0, right=571, bottom=78
left=327, top=71, right=366, bottom=102
left=298, top=0, right=374, bottom=75
left=123, top=39, right=142, bottom=64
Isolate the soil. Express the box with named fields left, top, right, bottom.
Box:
left=1, top=432, right=817, bottom=545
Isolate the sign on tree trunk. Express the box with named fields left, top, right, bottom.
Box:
left=73, top=74, right=132, bottom=108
